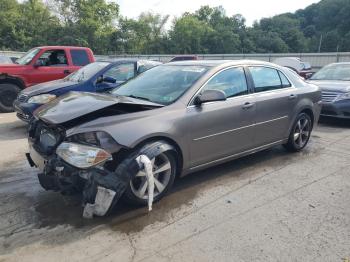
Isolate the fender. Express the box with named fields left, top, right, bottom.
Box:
left=0, top=73, right=26, bottom=89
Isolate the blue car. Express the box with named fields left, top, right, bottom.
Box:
left=13, top=59, right=161, bottom=122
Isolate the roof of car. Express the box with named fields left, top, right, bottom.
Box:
left=37, top=46, right=92, bottom=50
left=328, top=62, right=350, bottom=66
left=96, top=58, right=162, bottom=64
left=166, top=59, right=278, bottom=67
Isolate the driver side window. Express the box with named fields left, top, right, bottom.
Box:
left=202, top=67, right=248, bottom=98
left=38, top=50, right=67, bottom=67
left=104, top=63, right=135, bottom=82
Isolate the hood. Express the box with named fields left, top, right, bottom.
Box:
left=0, top=63, right=26, bottom=73
left=307, top=80, right=350, bottom=93
left=22, top=79, right=78, bottom=96
left=0, top=63, right=23, bottom=68
left=35, top=91, right=163, bottom=126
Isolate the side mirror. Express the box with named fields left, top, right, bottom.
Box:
left=194, top=89, right=226, bottom=106
left=34, top=60, right=45, bottom=68
left=96, top=75, right=116, bottom=84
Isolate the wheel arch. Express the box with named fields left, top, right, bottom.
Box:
left=0, top=74, right=26, bottom=89
left=131, top=136, right=184, bottom=177
left=299, top=108, right=315, bottom=127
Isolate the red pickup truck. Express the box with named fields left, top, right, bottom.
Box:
left=0, top=46, right=95, bottom=112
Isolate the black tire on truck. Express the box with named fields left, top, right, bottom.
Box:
left=0, top=83, right=21, bottom=113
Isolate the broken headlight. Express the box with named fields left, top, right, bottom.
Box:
left=68, top=131, right=122, bottom=153
left=56, top=142, right=112, bottom=169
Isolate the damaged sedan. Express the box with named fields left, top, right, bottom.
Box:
left=26, top=60, right=322, bottom=218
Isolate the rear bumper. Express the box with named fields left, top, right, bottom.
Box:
left=321, top=100, right=350, bottom=119
left=13, top=100, right=41, bottom=122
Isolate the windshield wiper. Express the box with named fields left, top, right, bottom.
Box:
left=127, top=95, right=151, bottom=102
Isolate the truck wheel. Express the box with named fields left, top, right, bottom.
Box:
left=0, top=83, right=21, bottom=113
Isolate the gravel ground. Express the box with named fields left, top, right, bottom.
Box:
left=0, top=113, right=349, bottom=262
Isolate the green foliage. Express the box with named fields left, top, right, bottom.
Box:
left=0, top=0, right=349, bottom=54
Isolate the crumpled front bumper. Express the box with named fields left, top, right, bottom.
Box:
left=27, top=140, right=174, bottom=218
left=13, top=100, right=41, bottom=122
left=26, top=146, right=140, bottom=217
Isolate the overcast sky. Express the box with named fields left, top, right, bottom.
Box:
left=116, top=0, right=320, bottom=26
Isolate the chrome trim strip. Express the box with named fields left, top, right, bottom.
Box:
left=193, top=115, right=288, bottom=141
left=190, top=139, right=285, bottom=170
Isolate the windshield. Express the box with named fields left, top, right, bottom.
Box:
left=16, top=48, right=40, bottom=65
left=311, top=64, right=350, bottom=81
left=112, top=65, right=209, bottom=105
left=66, top=62, right=110, bottom=82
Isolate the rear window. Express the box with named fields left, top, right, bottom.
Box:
left=70, top=50, right=90, bottom=66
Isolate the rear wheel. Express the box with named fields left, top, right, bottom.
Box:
left=0, top=83, right=21, bottom=112
left=124, top=151, right=177, bottom=205
left=284, top=113, right=312, bottom=152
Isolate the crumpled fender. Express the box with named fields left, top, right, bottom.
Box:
left=82, top=141, right=175, bottom=218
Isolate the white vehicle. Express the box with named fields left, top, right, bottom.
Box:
left=273, top=57, right=313, bottom=79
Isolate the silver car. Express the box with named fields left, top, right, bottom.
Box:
left=27, top=60, right=322, bottom=216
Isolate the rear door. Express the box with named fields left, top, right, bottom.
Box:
left=248, top=66, right=298, bottom=146
left=187, top=67, right=256, bottom=168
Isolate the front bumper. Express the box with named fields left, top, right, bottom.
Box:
left=27, top=141, right=141, bottom=216
left=13, top=100, right=41, bottom=122
left=321, top=100, right=350, bottom=119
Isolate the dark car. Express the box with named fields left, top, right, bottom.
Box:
left=308, top=62, right=350, bottom=119
left=26, top=60, right=321, bottom=217
left=13, top=59, right=161, bottom=122
left=169, top=55, right=198, bottom=62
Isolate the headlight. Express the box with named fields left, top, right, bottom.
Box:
left=68, top=131, right=122, bottom=153
left=28, top=94, right=56, bottom=104
left=337, top=92, right=350, bottom=101
left=56, top=142, right=112, bottom=169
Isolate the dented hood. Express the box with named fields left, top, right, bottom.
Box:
left=34, top=91, right=162, bottom=125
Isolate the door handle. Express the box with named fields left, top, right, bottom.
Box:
left=63, top=69, right=71, bottom=74
left=289, top=94, right=297, bottom=100
left=242, top=102, right=254, bottom=109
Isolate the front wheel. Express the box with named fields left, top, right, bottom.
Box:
left=123, top=151, right=177, bottom=206
left=284, top=113, right=313, bottom=152
left=0, top=83, right=21, bottom=113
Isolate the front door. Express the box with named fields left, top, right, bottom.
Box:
left=30, top=49, right=72, bottom=85
left=96, top=63, right=136, bottom=92
left=187, top=67, right=256, bottom=168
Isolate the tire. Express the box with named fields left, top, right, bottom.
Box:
left=0, top=83, right=21, bottom=113
left=284, top=113, right=313, bottom=152
left=123, top=150, right=177, bottom=206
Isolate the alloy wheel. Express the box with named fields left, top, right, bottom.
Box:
left=293, top=116, right=311, bottom=148
left=130, top=153, right=172, bottom=200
